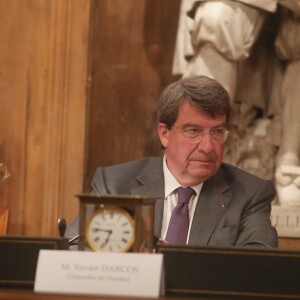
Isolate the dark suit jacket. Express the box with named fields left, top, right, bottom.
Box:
left=68, top=156, right=278, bottom=248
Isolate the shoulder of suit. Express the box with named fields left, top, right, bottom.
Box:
left=220, top=162, right=270, bottom=184
left=96, top=156, right=162, bottom=173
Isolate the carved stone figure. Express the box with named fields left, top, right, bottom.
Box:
left=172, top=0, right=275, bottom=100
left=172, top=0, right=300, bottom=206
left=274, top=2, right=300, bottom=206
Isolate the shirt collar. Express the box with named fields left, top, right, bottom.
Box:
left=163, top=154, right=203, bottom=198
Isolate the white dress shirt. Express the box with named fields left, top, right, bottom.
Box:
left=160, top=155, right=203, bottom=243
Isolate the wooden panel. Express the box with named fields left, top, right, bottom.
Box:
left=85, top=0, right=181, bottom=189
left=0, top=0, right=182, bottom=234
left=0, top=0, right=28, bottom=235
left=0, top=0, right=90, bottom=236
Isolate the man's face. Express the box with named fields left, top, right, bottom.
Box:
left=158, top=100, right=227, bottom=186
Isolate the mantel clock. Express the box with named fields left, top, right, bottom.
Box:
left=76, top=194, right=158, bottom=253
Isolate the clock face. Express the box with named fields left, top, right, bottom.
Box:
left=86, top=207, right=135, bottom=252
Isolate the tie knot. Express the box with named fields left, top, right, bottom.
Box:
left=177, top=187, right=195, bottom=204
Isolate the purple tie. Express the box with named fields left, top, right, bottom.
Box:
left=165, top=187, right=195, bottom=244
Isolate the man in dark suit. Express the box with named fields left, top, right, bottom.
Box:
left=68, top=75, right=278, bottom=248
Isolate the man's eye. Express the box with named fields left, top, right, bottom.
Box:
left=212, top=128, right=225, bottom=135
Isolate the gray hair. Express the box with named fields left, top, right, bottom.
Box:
left=158, top=75, right=231, bottom=129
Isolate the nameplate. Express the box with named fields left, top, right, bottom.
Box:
left=34, top=250, right=164, bottom=298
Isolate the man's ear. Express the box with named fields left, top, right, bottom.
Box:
left=157, top=123, right=169, bottom=148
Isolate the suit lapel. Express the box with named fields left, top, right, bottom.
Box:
left=127, top=158, right=233, bottom=244
left=189, top=169, right=232, bottom=245
left=131, top=157, right=165, bottom=238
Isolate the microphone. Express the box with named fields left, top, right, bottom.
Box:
left=57, top=217, right=80, bottom=246
left=68, top=234, right=79, bottom=245
left=57, top=218, right=66, bottom=237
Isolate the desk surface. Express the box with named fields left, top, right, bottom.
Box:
left=1, top=289, right=164, bottom=300
left=0, top=289, right=245, bottom=300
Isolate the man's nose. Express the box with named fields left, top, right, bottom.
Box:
left=197, top=133, right=214, bottom=152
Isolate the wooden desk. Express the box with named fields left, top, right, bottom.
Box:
left=0, top=289, right=231, bottom=300
left=279, top=237, right=300, bottom=250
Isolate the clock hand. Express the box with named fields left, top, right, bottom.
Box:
left=101, top=230, right=113, bottom=248
left=92, top=228, right=112, bottom=233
